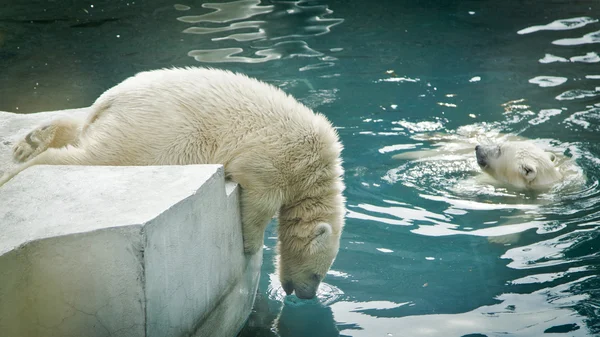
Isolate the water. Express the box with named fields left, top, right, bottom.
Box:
left=2, top=0, right=600, bottom=336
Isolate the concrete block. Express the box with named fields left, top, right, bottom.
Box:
left=0, top=110, right=261, bottom=337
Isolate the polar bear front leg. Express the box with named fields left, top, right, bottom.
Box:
left=13, top=119, right=82, bottom=163
left=239, top=189, right=279, bottom=255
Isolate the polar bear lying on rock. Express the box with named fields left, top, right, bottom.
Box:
left=0, top=67, right=346, bottom=299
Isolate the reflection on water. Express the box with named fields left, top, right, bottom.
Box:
left=540, top=51, right=600, bottom=63
left=188, top=40, right=322, bottom=63
left=179, top=0, right=343, bottom=66
left=553, top=30, right=600, bottom=46
left=177, top=0, right=273, bottom=23
left=331, top=276, right=593, bottom=336
left=503, top=228, right=600, bottom=270
left=266, top=272, right=345, bottom=306
left=517, top=17, right=598, bottom=35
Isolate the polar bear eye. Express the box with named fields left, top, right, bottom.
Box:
left=311, top=273, right=322, bottom=282
left=519, top=163, right=537, bottom=181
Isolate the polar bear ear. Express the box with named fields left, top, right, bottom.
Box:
left=548, top=153, right=557, bottom=163
left=519, top=162, right=537, bottom=182
left=309, top=222, right=332, bottom=254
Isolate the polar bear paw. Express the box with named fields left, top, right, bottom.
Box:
left=12, top=125, right=53, bottom=163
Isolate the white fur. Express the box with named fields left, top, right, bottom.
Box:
left=476, top=141, right=562, bottom=191
left=392, top=126, right=569, bottom=192
left=0, top=67, right=346, bottom=299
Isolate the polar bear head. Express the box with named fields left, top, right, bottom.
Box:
left=277, top=222, right=340, bottom=299
left=475, top=141, right=562, bottom=190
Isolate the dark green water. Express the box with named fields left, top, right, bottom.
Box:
left=2, top=1, right=599, bottom=336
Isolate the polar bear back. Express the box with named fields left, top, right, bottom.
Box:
left=80, top=67, right=343, bottom=195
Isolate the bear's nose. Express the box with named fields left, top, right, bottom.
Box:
left=475, top=145, right=480, bottom=152
left=282, top=281, right=294, bottom=296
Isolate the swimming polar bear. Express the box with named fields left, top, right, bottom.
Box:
left=474, top=141, right=561, bottom=191
left=0, top=67, right=347, bottom=299
left=391, top=125, right=585, bottom=244
left=392, top=125, right=574, bottom=192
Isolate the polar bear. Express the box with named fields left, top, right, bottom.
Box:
left=392, top=125, right=573, bottom=192
left=0, top=67, right=346, bottom=299
left=475, top=141, right=562, bottom=191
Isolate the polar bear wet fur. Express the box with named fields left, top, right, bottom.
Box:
left=0, top=67, right=346, bottom=299
left=392, top=126, right=567, bottom=192
left=475, top=141, right=562, bottom=191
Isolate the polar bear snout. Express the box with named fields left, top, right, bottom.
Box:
left=295, top=286, right=318, bottom=300
left=283, top=279, right=319, bottom=299
left=472, top=141, right=568, bottom=191
left=475, top=144, right=502, bottom=169
left=282, top=281, right=294, bottom=296
left=475, top=145, right=488, bottom=168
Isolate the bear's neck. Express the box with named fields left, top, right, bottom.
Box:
left=278, top=180, right=346, bottom=235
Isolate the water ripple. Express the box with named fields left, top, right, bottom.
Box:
left=502, top=227, right=600, bottom=270
left=510, top=266, right=590, bottom=285
left=563, top=106, right=600, bottom=130
left=528, top=108, right=562, bottom=125
left=553, top=30, right=600, bottom=46
left=332, top=276, right=595, bottom=336
left=529, top=76, right=567, bottom=87
left=539, top=52, right=600, bottom=64
left=556, top=89, right=600, bottom=101
left=177, top=0, right=273, bottom=23
left=188, top=40, right=322, bottom=63
left=267, top=273, right=344, bottom=306
left=571, top=52, right=600, bottom=63
left=518, top=17, right=599, bottom=35
left=179, top=0, right=343, bottom=65
left=183, top=21, right=267, bottom=42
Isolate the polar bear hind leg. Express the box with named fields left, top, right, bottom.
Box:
left=12, top=118, right=82, bottom=163
left=0, top=146, right=93, bottom=187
